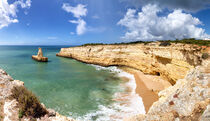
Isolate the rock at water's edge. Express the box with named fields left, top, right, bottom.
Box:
left=32, top=48, right=48, bottom=62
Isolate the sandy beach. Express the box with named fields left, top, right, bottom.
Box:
left=120, top=67, right=171, bottom=112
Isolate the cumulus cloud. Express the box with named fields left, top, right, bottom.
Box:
left=0, top=0, right=31, bottom=29
left=62, top=3, right=87, bottom=35
left=62, top=3, right=87, bottom=18
left=118, top=4, right=209, bottom=41
left=69, top=19, right=86, bottom=35
left=120, top=0, right=210, bottom=12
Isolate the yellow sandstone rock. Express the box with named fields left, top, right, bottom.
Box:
left=32, top=48, right=48, bottom=62
left=56, top=42, right=205, bottom=84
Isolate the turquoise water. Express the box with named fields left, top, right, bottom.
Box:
left=0, top=46, right=129, bottom=120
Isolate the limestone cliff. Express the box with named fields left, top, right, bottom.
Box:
left=125, top=61, right=210, bottom=121
left=57, top=42, right=206, bottom=84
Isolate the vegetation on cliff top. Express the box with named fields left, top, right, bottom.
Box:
left=10, top=86, right=48, bottom=119
left=81, top=41, right=152, bottom=46
left=159, top=38, right=210, bottom=46
left=81, top=38, right=210, bottom=46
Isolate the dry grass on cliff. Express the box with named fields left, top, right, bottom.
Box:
left=10, top=86, right=48, bottom=119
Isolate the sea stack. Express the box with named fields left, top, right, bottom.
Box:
left=32, top=48, right=48, bottom=62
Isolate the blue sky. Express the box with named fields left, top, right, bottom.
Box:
left=0, top=0, right=210, bottom=45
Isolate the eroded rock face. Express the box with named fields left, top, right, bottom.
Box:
left=32, top=48, right=48, bottom=62
left=124, top=61, right=210, bottom=121
left=38, top=48, right=43, bottom=57
left=57, top=43, right=206, bottom=84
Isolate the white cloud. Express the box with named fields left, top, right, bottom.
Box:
left=120, top=0, right=210, bottom=12
left=69, top=19, right=86, bottom=35
left=62, top=3, right=87, bottom=35
left=0, top=0, right=31, bottom=29
left=62, top=3, right=87, bottom=18
left=118, top=4, right=210, bottom=41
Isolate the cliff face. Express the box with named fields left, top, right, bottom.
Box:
left=57, top=42, right=205, bottom=84
left=125, top=61, right=210, bottom=121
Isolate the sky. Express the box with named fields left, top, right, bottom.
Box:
left=0, top=0, right=210, bottom=45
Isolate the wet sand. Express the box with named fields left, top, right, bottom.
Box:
left=120, top=67, right=171, bottom=112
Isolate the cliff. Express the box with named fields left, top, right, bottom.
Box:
left=56, top=42, right=210, bottom=120
left=57, top=42, right=207, bottom=84
left=125, top=61, right=210, bottom=121
left=0, top=69, right=74, bottom=121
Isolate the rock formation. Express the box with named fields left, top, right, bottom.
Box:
left=32, top=48, right=48, bottom=62
left=57, top=42, right=207, bottom=84
left=125, top=61, right=210, bottom=121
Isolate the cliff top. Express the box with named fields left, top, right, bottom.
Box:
left=81, top=38, right=210, bottom=47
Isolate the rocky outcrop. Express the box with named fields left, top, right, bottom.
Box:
left=32, top=48, right=48, bottom=62
left=0, top=69, right=74, bottom=121
left=57, top=42, right=207, bottom=84
left=124, top=60, right=210, bottom=121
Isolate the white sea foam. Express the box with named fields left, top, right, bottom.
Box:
left=74, top=65, right=145, bottom=121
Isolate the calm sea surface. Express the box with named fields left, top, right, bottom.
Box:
left=0, top=46, right=144, bottom=120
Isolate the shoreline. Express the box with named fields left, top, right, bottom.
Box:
left=88, top=65, right=145, bottom=120
left=119, top=67, right=171, bottom=112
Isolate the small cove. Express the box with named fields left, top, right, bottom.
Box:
left=0, top=46, right=145, bottom=120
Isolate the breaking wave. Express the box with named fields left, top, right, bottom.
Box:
left=74, top=65, right=145, bottom=121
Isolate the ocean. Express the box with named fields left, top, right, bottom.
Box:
left=0, top=46, right=145, bottom=121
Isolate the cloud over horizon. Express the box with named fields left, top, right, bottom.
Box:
left=62, top=3, right=87, bottom=35
left=0, top=0, right=31, bottom=29
left=118, top=4, right=210, bottom=41
left=120, top=0, right=210, bottom=12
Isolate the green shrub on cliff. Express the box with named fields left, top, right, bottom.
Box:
left=82, top=43, right=104, bottom=46
left=160, top=38, right=210, bottom=46
left=10, top=86, right=48, bottom=118
left=202, top=53, right=209, bottom=59
left=81, top=41, right=153, bottom=46
left=159, top=41, right=171, bottom=46
left=81, top=38, right=209, bottom=46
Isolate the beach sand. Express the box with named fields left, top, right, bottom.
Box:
left=120, top=67, right=171, bottom=112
